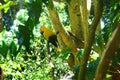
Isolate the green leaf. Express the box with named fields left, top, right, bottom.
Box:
left=0, top=41, right=9, bottom=58
left=76, top=49, right=84, bottom=59
left=16, top=9, right=29, bottom=25
left=66, top=0, right=71, bottom=3
left=0, top=1, right=16, bottom=13
left=9, top=41, right=18, bottom=57
left=86, top=58, right=100, bottom=80
left=60, top=47, right=72, bottom=59
left=28, top=0, right=43, bottom=24
left=47, top=0, right=54, bottom=10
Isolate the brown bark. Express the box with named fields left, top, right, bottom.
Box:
left=94, top=0, right=101, bottom=35
left=79, top=0, right=88, bottom=45
left=0, top=11, right=3, bottom=32
left=0, top=67, right=3, bottom=80
left=78, top=0, right=103, bottom=80
left=109, top=64, right=120, bottom=80
left=53, top=0, right=88, bottom=43
left=68, top=0, right=84, bottom=48
left=95, top=24, right=120, bottom=80
left=67, top=53, right=75, bottom=71
left=47, top=1, right=77, bottom=53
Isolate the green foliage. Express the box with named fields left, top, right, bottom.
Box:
left=56, top=3, right=70, bottom=26
left=0, top=41, right=9, bottom=58
left=28, top=0, right=43, bottom=24
left=86, top=58, right=100, bottom=80
left=0, top=30, right=18, bottom=59
left=1, top=58, right=52, bottom=80
left=76, top=49, right=84, bottom=59
left=14, top=7, right=40, bottom=53
left=112, top=48, right=120, bottom=66
left=42, top=0, right=54, bottom=10
left=47, top=0, right=54, bottom=10
left=60, top=47, right=72, bottom=60
left=110, top=2, right=120, bottom=23
left=0, top=27, right=69, bottom=79
left=0, top=1, right=16, bottom=13
left=9, top=41, right=17, bottom=58
left=65, top=0, right=71, bottom=3
left=93, top=30, right=105, bottom=55
left=93, top=0, right=120, bottom=56
left=15, top=9, right=29, bottom=25
left=14, top=9, right=33, bottom=52
left=103, top=1, right=120, bottom=26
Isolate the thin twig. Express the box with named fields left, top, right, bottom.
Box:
left=47, top=42, right=55, bottom=80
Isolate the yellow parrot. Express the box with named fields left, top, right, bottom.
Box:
left=40, top=26, right=59, bottom=50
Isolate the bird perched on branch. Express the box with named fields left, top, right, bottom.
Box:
left=40, top=26, right=59, bottom=51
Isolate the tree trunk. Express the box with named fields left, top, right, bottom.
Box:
left=78, top=0, right=103, bottom=79
left=95, top=24, right=120, bottom=80
left=68, top=0, right=84, bottom=48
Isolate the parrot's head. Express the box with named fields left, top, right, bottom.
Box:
left=40, top=26, right=46, bottom=34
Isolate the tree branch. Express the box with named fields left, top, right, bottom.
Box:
left=47, top=0, right=77, bottom=52
left=95, top=24, right=120, bottom=80
left=78, top=0, right=103, bottom=80
left=80, top=0, right=88, bottom=44
left=68, top=0, right=84, bottom=47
